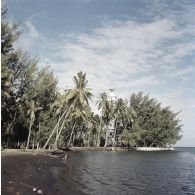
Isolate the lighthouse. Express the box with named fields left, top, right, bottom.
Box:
left=108, top=88, right=117, bottom=102
left=104, top=89, right=117, bottom=147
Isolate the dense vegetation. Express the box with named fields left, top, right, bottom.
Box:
left=1, top=8, right=182, bottom=149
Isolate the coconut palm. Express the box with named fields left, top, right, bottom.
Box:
left=26, top=100, right=42, bottom=149
left=43, top=71, right=92, bottom=150
left=60, top=71, right=93, bottom=147
left=65, top=71, right=92, bottom=107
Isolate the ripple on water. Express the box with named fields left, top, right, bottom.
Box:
left=57, top=149, right=195, bottom=195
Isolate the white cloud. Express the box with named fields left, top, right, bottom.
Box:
left=15, top=20, right=40, bottom=51
left=166, top=66, right=195, bottom=79
left=38, top=18, right=194, bottom=98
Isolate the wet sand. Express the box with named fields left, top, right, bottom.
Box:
left=1, top=151, right=69, bottom=195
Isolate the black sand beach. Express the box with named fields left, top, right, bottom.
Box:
left=1, top=151, right=69, bottom=195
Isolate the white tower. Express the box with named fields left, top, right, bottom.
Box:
left=104, top=89, right=117, bottom=147
left=108, top=88, right=117, bottom=102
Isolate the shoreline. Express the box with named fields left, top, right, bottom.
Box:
left=1, top=146, right=176, bottom=156
left=135, top=147, right=174, bottom=151
left=2, top=147, right=194, bottom=195
left=1, top=147, right=128, bottom=156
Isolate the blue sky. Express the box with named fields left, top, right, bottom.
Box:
left=4, top=0, right=195, bottom=146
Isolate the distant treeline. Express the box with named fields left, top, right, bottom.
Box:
left=1, top=8, right=182, bottom=149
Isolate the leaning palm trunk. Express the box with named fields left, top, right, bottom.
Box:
left=67, top=122, right=76, bottom=147
left=52, top=116, right=61, bottom=149
left=42, top=108, right=69, bottom=150
left=53, top=117, right=66, bottom=149
left=26, top=120, right=33, bottom=149
left=53, top=105, right=75, bottom=148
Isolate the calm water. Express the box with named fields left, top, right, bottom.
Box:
left=56, top=148, right=195, bottom=195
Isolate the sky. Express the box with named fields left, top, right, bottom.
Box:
left=3, top=0, right=195, bottom=146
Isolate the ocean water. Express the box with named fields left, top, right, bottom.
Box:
left=57, top=148, right=195, bottom=195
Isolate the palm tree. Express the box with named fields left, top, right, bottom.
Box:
left=26, top=100, right=42, bottom=149
left=42, top=71, right=92, bottom=150
left=65, top=71, right=92, bottom=147
left=65, top=71, right=92, bottom=107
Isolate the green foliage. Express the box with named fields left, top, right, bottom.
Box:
left=1, top=7, right=20, bottom=55
left=129, top=92, right=182, bottom=147
left=1, top=8, right=36, bottom=147
left=1, top=9, right=58, bottom=148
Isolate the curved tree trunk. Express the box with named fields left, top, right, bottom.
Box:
left=53, top=117, right=66, bottom=149
left=43, top=103, right=74, bottom=150
left=42, top=108, right=69, bottom=150
left=67, top=122, right=76, bottom=147
left=52, top=116, right=61, bottom=149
